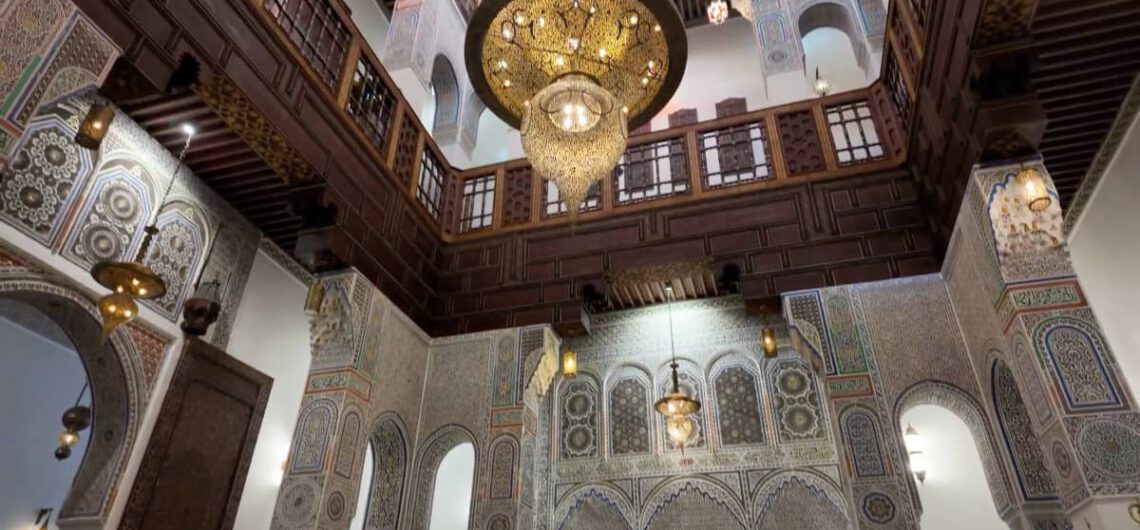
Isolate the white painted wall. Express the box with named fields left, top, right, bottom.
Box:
left=1069, top=110, right=1140, bottom=405
left=650, top=18, right=769, bottom=130
left=227, top=251, right=313, bottom=530
left=900, top=405, right=1006, bottom=530
left=427, top=443, right=476, bottom=530
left=346, top=0, right=390, bottom=58
left=0, top=315, right=90, bottom=530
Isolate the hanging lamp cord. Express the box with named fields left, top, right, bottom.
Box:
left=134, top=132, right=195, bottom=262
left=73, top=381, right=89, bottom=408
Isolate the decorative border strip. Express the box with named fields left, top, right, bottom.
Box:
left=305, top=368, right=371, bottom=401
left=259, top=237, right=314, bottom=286
left=996, top=279, right=1087, bottom=334
left=825, top=374, right=875, bottom=399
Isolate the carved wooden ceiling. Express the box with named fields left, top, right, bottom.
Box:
left=102, top=61, right=308, bottom=254
left=1031, top=0, right=1140, bottom=207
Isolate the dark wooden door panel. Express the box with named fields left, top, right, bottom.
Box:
left=120, top=339, right=272, bottom=530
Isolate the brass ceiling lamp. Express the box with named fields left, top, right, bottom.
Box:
left=1015, top=165, right=1052, bottom=212
left=562, top=348, right=579, bottom=379
left=91, top=123, right=196, bottom=339
left=466, top=0, right=687, bottom=223
left=813, top=68, right=832, bottom=97
left=54, top=383, right=91, bottom=461
left=654, top=285, right=701, bottom=448
left=707, top=0, right=729, bottom=25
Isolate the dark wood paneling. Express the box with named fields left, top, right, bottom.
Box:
left=120, top=339, right=271, bottom=530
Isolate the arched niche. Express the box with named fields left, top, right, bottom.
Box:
left=604, top=364, right=654, bottom=457
left=990, top=362, right=1060, bottom=503
left=0, top=279, right=149, bottom=527
left=360, top=413, right=409, bottom=530
left=429, top=54, right=461, bottom=139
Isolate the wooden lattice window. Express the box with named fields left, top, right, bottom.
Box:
left=699, top=121, right=772, bottom=189
left=542, top=179, right=601, bottom=217
left=346, top=57, right=398, bottom=151
left=825, top=102, right=884, bottom=166
left=264, top=0, right=350, bottom=90
left=884, top=55, right=910, bottom=127
left=416, top=149, right=445, bottom=219
left=613, top=138, right=689, bottom=205
left=459, top=174, right=496, bottom=232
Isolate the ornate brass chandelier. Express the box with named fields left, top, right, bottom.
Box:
left=707, top=0, right=729, bottom=25
left=466, top=0, right=687, bottom=220
left=653, top=286, right=701, bottom=448
left=89, top=123, right=196, bottom=339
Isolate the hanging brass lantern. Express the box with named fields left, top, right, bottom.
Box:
left=54, top=385, right=91, bottom=461
left=813, top=68, right=832, bottom=97
left=98, top=292, right=139, bottom=341
left=75, top=104, right=115, bottom=150
left=655, top=362, right=701, bottom=417
left=762, top=326, right=778, bottom=358
left=562, top=349, right=578, bottom=379
left=1016, top=166, right=1052, bottom=212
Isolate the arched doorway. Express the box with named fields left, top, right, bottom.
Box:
left=798, top=2, right=871, bottom=92
left=0, top=280, right=147, bottom=528
left=895, top=382, right=1018, bottom=529
left=428, top=54, right=460, bottom=139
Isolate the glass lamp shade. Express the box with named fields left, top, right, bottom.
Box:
left=665, top=414, right=696, bottom=445
left=57, top=430, right=80, bottom=447
left=91, top=260, right=167, bottom=300
left=75, top=104, right=115, bottom=150
left=98, top=292, right=139, bottom=341
left=707, top=0, right=729, bottom=25
left=521, top=75, right=627, bottom=222
left=762, top=326, right=778, bottom=358
left=814, top=76, right=832, bottom=97
left=1016, top=167, right=1052, bottom=212
left=655, top=390, right=701, bottom=417
left=562, top=349, right=578, bottom=379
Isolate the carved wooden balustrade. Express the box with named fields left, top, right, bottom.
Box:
left=253, top=0, right=919, bottom=245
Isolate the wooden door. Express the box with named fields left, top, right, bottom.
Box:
left=119, top=338, right=272, bottom=530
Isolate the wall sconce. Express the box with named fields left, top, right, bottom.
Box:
left=562, top=349, right=578, bottom=379
left=29, top=508, right=52, bottom=530
left=904, top=424, right=927, bottom=483
left=813, top=68, right=832, bottom=97
left=75, top=104, right=115, bottom=150
left=1015, top=166, right=1052, bottom=212
left=761, top=326, right=778, bottom=358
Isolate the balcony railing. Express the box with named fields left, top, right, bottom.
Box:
left=253, top=0, right=909, bottom=242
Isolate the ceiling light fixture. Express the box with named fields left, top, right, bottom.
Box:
left=813, top=67, right=832, bottom=97
left=467, top=0, right=686, bottom=224
left=707, top=0, right=728, bottom=25
left=90, top=121, right=196, bottom=339
left=653, top=286, right=701, bottom=449
left=54, top=383, right=91, bottom=461
left=1015, top=166, right=1052, bottom=212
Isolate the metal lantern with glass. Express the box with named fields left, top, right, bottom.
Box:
left=466, top=0, right=687, bottom=223
left=653, top=286, right=701, bottom=450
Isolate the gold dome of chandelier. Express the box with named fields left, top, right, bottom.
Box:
left=466, top=0, right=687, bottom=220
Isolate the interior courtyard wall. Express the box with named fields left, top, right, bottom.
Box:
left=271, top=269, right=559, bottom=530
left=785, top=274, right=1018, bottom=530
left=541, top=296, right=850, bottom=530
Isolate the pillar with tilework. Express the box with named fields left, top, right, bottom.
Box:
left=271, top=271, right=380, bottom=530
left=951, top=157, right=1140, bottom=529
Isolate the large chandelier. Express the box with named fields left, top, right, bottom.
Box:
left=466, top=0, right=687, bottom=220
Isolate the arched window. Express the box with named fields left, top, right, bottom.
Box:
left=427, top=443, right=475, bottom=530
left=798, top=3, right=870, bottom=93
